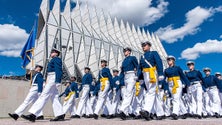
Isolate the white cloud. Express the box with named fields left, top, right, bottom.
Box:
left=156, top=6, right=222, bottom=43
left=71, top=0, right=169, bottom=26
left=0, top=24, right=28, bottom=57
left=180, top=39, right=222, bottom=60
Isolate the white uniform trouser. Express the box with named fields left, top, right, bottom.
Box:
left=163, top=97, right=171, bottom=116
left=94, top=81, right=110, bottom=115
left=207, top=86, right=220, bottom=113
left=219, top=92, right=222, bottom=115
left=168, top=80, right=183, bottom=115
left=15, top=86, right=43, bottom=116
left=202, top=92, right=212, bottom=115
left=105, top=90, right=121, bottom=115
left=189, top=82, right=203, bottom=115
left=188, top=93, right=196, bottom=114
left=119, top=72, right=136, bottom=114
left=154, top=89, right=165, bottom=116
left=117, top=86, right=126, bottom=113
left=86, top=95, right=96, bottom=115
left=179, top=96, right=188, bottom=115
left=29, top=72, right=63, bottom=117
left=132, top=87, right=145, bottom=116
left=76, top=85, right=90, bottom=116
left=142, top=72, right=164, bottom=116
left=62, top=94, right=76, bottom=115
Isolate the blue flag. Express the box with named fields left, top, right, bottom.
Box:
left=20, top=22, right=37, bottom=68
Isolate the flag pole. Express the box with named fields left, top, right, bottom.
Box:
left=28, top=21, right=37, bottom=87
left=29, top=48, right=35, bottom=87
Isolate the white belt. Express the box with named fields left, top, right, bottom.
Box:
left=209, top=86, right=217, bottom=89
left=47, top=72, right=55, bottom=75
left=83, top=84, right=90, bottom=87
left=124, top=71, right=135, bottom=74
left=190, top=81, right=200, bottom=85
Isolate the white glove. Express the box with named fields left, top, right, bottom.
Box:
left=115, top=81, right=120, bottom=85
left=206, top=88, right=209, bottom=92
left=113, top=88, right=116, bottom=95
left=90, top=91, right=93, bottom=97
left=38, top=93, right=41, bottom=97
left=56, top=83, right=61, bottom=88
left=158, top=85, right=162, bottom=89
left=158, top=75, right=164, bottom=81
left=92, top=82, right=96, bottom=86
left=187, top=86, right=192, bottom=94
left=182, top=84, right=185, bottom=88
left=139, top=80, right=144, bottom=85
left=30, top=67, right=34, bottom=71
left=134, top=76, right=138, bottom=81
left=43, top=82, right=46, bottom=88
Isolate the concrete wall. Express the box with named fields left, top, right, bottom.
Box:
left=0, top=79, right=65, bottom=118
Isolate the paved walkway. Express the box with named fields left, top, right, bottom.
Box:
left=1, top=117, right=222, bottom=125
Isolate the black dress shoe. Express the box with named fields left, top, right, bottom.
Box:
left=107, top=115, right=115, bottom=119
left=100, top=114, right=107, bottom=118
left=8, top=113, right=19, bottom=121
left=196, top=115, right=202, bottom=119
left=156, top=115, right=164, bottom=120
left=82, top=114, right=86, bottom=118
left=214, top=113, right=220, bottom=118
left=21, top=114, right=36, bottom=122
left=50, top=114, right=65, bottom=121
left=36, top=115, right=44, bottom=120
left=71, top=115, right=80, bottom=118
left=93, top=114, right=98, bottom=119
left=134, top=115, right=142, bottom=119
left=180, top=114, right=187, bottom=119
left=171, top=113, right=178, bottom=120
left=89, top=114, right=94, bottom=118
left=119, top=112, right=127, bottom=120
left=139, top=111, right=150, bottom=121
left=129, top=113, right=136, bottom=118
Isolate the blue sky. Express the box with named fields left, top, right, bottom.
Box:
left=0, top=0, right=222, bottom=76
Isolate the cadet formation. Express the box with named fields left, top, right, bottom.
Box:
left=8, top=41, right=222, bottom=122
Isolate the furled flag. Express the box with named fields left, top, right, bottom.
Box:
left=20, top=22, right=37, bottom=68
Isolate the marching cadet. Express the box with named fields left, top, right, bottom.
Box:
left=185, top=61, right=204, bottom=119
left=215, top=72, right=222, bottom=115
left=119, top=47, right=138, bottom=120
left=131, top=78, right=146, bottom=119
left=93, top=59, right=113, bottom=119
left=163, top=55, right=190, bottom=120
left=59, top=78, right=79, bottom=118
left=8, top=65, right=44, bottom=121
left=215, top=72, right=222, bottom=105
left=73, top=67, right=93, bottom=118
left=22, top=48, right=65, bottom=122
left=105, top=69, right=121, bottom=119
left=137, top=41, right=165, bottom=121
left=85, top=78, right=97, bottom=118
left=202, top=67, right=221, bottom=118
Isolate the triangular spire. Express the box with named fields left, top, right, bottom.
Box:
left=62, top=0, right=71, bottom=29
left=90, top=6, right=101, bottom=39
left=52, top=0, right=60, bottom=26
left=71, top=0, right=82, bottom=32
